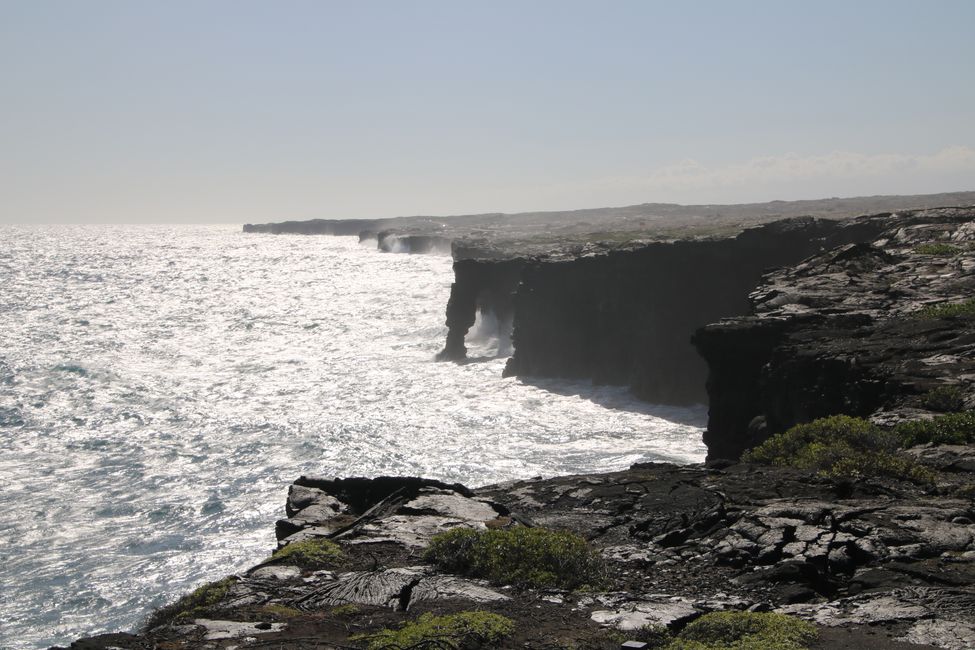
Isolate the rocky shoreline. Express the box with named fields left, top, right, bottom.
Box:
left=60, top=460, right=975, bottom=649
left=59, top=203, right=975, bottom=649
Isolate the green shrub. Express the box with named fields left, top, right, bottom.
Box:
left=915, top=299, right=975, bottom=319
left=896, top=411, right=975, bottom=447
left=915, top=242, right=963, bottom=256
left=743, top=416, right=891, bottom=464
left=144, top=577, right=236, bottom=629
left=921, top=385, right=966, bottom=413
left=353, top=611, right=514, bottom=650
left=424, top=526, right=604, bottom=590
left=742, top=415, right=933, bottom=483
left=271, top=538, right=343, bottom=568
left=665, top=611, right=817, bottom=650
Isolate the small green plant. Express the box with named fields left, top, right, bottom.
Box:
left=896, top=411, right=975, bottom=447
left=915, top=299, right=975, bottom=319
left=261, top=603, right=302, bottom=618
left=921, top=385, right=966, bottom=413
left=353, top=611, right=514, bottom=650
left=144, top=577, right=237, bottom=629
left=664, top=611, right=817, bottom=650
left=331, top=603, right=360, bottom=617
left=915, top=242, right=963, bottom=256
left=742, top=415, right=933, bottom=483
left=424, top=526, right=604, bottom=590
left=271, top=538, right=344, bottom=567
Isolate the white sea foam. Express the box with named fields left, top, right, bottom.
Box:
left=0, top=224, right=705, bottom=649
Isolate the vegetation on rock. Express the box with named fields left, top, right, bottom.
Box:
left=920, top=385, right=966, bottom=413
left=896, top=411, right=975, bottom=447
left=916, top=298, right=975, bottom=319
left=144, top=577, right=237, bottom=629
left=662, top=611, right=817, bottom=650
left=424, top=525, right=604, bottom=590
left=742, top=415, right=933, bottom=483
left=271, top=538, right=344, bottom=567
left=352, top=611, right=514, bottom=650
left=331, top=603, right=361, bottom=617
left=260, top=603, right=302, bottom=618
left=914, top=242, right=964, bottom=255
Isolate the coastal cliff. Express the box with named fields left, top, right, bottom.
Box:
left=694, top=207, right=975, bottom=460
left=60, top=205, right=975, bottom=650
left=494, top=218, right=887, bottom=405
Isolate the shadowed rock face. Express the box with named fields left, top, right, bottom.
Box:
left=438, top=217, right=888, bottom=405
left=694, top=207, right=975, bottom=460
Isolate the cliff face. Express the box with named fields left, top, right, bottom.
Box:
left=694, top=208, right=975, bottom=460
left=436, top=258, right=526, bottom=361
left=441, top=218, right=888, bottom=405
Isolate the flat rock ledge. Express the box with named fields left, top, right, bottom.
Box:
left=60, top=462, right=975, bottom=650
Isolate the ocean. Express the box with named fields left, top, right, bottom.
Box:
left=0, top=224, right=705, bottom=649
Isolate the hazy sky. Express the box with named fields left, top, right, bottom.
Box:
left=2, top=1, right=974, bottom=224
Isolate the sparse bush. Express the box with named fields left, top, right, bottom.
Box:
left=665, top=611, right=817, bottom=650
left=896, top=411, right=975, bottom=447
left=915, top=242, right=963, bottom=256
left=271, top=538, right=343, bottom=568
left=353, top=611, right=514, bottom=650
left=743, top=415, right=933, bottom=483
left=144, top=577, right=237, bottom=629
left=921, top=385, right=966, bottom=413
left=424, top=526, right=604, bottom=590
left=915, top=299, right=975, bottom=319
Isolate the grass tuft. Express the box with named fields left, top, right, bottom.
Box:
left=352, top=611, right=514, bottom=650
left=915, top=299, right=975, bottom=319
left=915, top=242, right=963, bottom=256
left=144, top=577, right=237, bottom=629
left=424, top=526, right=604, bottom=590
left=331, top=603, right=360, bottom=617
left=664, top=611, right=817, bottom=650
left=271, top=538, right=344, bottom=568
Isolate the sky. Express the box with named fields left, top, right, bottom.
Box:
left=1, top=1, right=974, bottom=224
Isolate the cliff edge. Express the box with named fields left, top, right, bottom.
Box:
left=694, top=207, right=975, bottom=460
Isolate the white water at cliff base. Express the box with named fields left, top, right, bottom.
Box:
left=0, top=224, right=705, bottom=649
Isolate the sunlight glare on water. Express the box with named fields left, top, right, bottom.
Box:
left=0, top=224, right=705, bottom=649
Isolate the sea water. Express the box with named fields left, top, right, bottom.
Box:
left=0, top=224, right=706, bottom=649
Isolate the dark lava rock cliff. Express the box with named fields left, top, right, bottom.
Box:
left=495, top=218, right=886, bottom=405
left=694, top=207, right=975, bottom=460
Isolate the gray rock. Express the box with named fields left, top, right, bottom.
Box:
left=193, top=619, right=285, bottom=641
left=591, top=598, right=701, bottom=630
left=250, top=566, right=301, bottom=580
left=898, top=619, right=975, bottom=650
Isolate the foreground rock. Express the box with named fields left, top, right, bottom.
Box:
left=61, top=462, right=975, bottom=649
